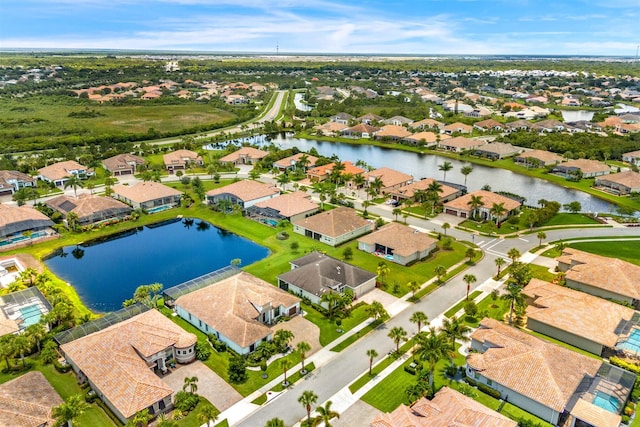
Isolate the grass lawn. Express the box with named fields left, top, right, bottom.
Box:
left=567, top=240, right=640, bottom=266
left=349, top=339, right=415, bottom=393
left=542, top=213, right=600, bottom=226
left=176, top=397, right=223, bottom=427
left=330, top=318, right=385, bottom=352
left=443, top=291, right=482, bottom=318
left=528, top=264, right=558, bottom=282
left=302, top=302, right=370, bottom=346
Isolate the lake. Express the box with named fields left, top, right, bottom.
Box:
left=272, top=135, right=619, bottom=214
left=560, top=110, right=594, bottom=122
left=44, top=218, right=269, bottom=312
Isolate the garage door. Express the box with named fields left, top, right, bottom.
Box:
left=445, top=208, right=458, bottom=216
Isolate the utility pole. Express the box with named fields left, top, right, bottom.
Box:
left=276, top=42, right=279, bottom=57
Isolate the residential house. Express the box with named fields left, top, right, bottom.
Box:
left=45, top=194, right=132, bottom=226
left=442, top=100, right=474, bottom=114
left=313, top=121, right=348, bottom=136
left=162, top=150, right=203, bottom=174
left=410, top=118, right=444, bottom=131
left=467, top=318, right=633, bottom=427
left=277, top=252, right=376, bottom=305
left=37, top=160, right=93, bottom=186
left=0, top=371, right=63, bottom=427
left=374, top=125, right=412, bottom=141
left=473, top=119, right=504, bottom=132
left=403, top=131, right=446, bottom=147
left=0, top=170, right=36, bottom=196
left=59, top=308, right=198, bottom=424
left=356, top=113, right=383, bottom=125
left=382, top=116, right=413, bottom=126
left=505, top=119, right=533, bottom=132
left=524, top=278, right=636, bottom=356
left=443, top=190, right=521, bottom=221
left=272, top=153, right=319, bottom=172
left=358, top=222, right=436, bottom=266
left=553, top=159, right=610, bottom=179
left=306, top=161, right=365, bottom=183
left=594, top=171, right=640, bottom=195
left=247, top=191, right=319, bottom=223
left=341, top=123, right=379, bottom=139
left=102, top=153, right=146, bottom=176
left=0, top=287, right=51, bottom=337
left=464, top=106, right=492, bottom=118
left=225, top=94, right=247, bottom=105
left=442, top=122, right=473, bottom=135
left=514, top=150, right=564, bottom=167
left=474, top=142, right=524, bottom=160
left=437, top=136, right=486, bottom=153
left=0, top=204, right=54, bottom=244
left=622, top=150, right=640, bottom=166
left=112, top=182, right=182, bottom=211
left=172, top=271, right=300, bottom=355
left=219, top=147, right=269, bottom=166
left=530, top=119, right=566, bottom=133
left=206, top=180, right=279, bottom=210
left=370, top=386, right=517, bottom=427
left=292, top=207, right=374, bottom=247
left=557, top=248, right=640, bottom=306
left=329, top=112, right=354, bottom=125
left=386, top=178, right=463, bottom=204
left=363, top=167, right=413, bottom=193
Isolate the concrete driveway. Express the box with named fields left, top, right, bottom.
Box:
left=163, top=361, right=242, bottom=412
left=272, top=315, right=322, bottom=355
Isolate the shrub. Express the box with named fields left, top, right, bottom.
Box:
left=54, top=360, right=72, bottom=373
left=444, top=365, right=458, bottom=377
left=477, top=383, right=502, bottom=399
left=464, top=301, right=478, bottom=318
left=85, top=389, right=99, bottom=403
left=228, top=355, right=248, bottom=384
left=610, top=357, right=640, bottom=375
left=622, top=415, right=630, bottom=424
left=174, top=391, right=199, bottom=413
left=404, top=365, right=416, bottom=375
left=195, top=342, right=211, bottom=361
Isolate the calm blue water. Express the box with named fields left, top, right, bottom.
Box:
left=44, top=219, right=269, bottom=312
left=618, top=328, right=640, bottom=353
left=19, top=305, right=42, bottom=327
left=593, top=391, right=621, bottom=413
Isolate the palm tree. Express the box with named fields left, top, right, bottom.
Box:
left=298, top=390, right=318, bottom=426
left=365, top=301, right=388, bottom=321
left=407, top=280, right=420, bottom=298
left=463, top=274, right=477, bottom=300
left=489, top=202, right=507, bottom=225
left=66, top=212, right=79, bottom=232
left=392, top=207, right=402, bottom=221
left=63, top=174, right=84, bottom=198
left=495, top=257, right=506, bottom=277
left=265, top=418, right=285, bottom=427
left=426, top=181, right=443, bottom=214
left=502, top=284, right=525, bottom=325
left=388, top=326, right=408, bottom=353
left=369, top=176, right=384, bottom=196
left=25, top=322, right=46, bottom=353
left=320, top=292, right=343, bottom=319
left=438, top=161, right=453, bottom=181
left=182, top=376, right=198, bottom=394
left=409, top=311, right=428, bottom=334
left=296, top=341, right=311, bottom=374
left=465, top=247, right=476, bottom=263
left=460, top=165, right=473, bottom=187
left=415, top=327, right=451, bottom=390
left=434, top=265, right=447, bottom=284
left=280, top=358, right=291, bottom=386
left=198, top=405, right=219, bottom=427
left=313, top=400, right=339, bottom=427
left=129, top=409, right=152, bottom=427
left=52, top=394, right=88, bottom=427
left=442, top=222, right=450, bottom=236
left=12, top=334, right=31, bottom=368
left=537, top=231, right=547, bottom=247
left=441, top=316, right=470, bottom=366
left=276, top=172, right=290, bottom=191
left=366, top=349, right=378, bottom=375
left=297, top=153, right=311, bottom=172
left=376, top=262, right=390, bottom=287
left=507, top=247, right=521, bottom=263
left=467, top=195, right=484, bottom=220
left=0, top=335, right=14, bottom=370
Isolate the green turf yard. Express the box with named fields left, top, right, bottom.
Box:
left=567, top=240, right=640, bottom=266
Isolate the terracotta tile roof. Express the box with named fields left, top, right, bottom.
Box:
left=524, top=278, right=634, bottom=347
left=410, top=118, right=444, bottom=129
left=0, top=170, right=35, bottom=187
left=219, top=147, right=269, bottom=163
left=403, top=131, right=441, bottom=144
left=206, top=180, right=279, bottom=201
left=570, top=397, right=621, bottom=427
left=314, top=122, right=348, bottom=132
left=273, top=153, right=319, bottom=169
left=60, top=310, right=196, bottom=419
left=112, top=182, right=182, bottom=204
left=506, top=119, right=533, bottom=129
left=292, top=207, right=372, bottom=238
left=38, top=160, right=88, bottom=181
left=475, top=142, right=523, bottom=157
left=342, top=123, right=380, bottom=135
left=515, top=149, right=563, bottom=164
left=306, top=161, right=365, bottom=179
left=45, top=194, right=132, bottom=223
left=438, top=136, right=485, bottom=150
left=102, top=153, right=146, bottom=172
left=370, top=386, right=517, bottom=427
left=387, top=178, right=460, bottom=200
left=175, top=272, right=300, bottom=348
left=375, top=125, right=412, bottom=138
left=253, top=191, right=318, bottom=217
left=596, top=171, right=640, bottom=189
left=0, top=371, right=63, bottom=427
left=0, top=205, right=53, bottom=237
left=474, top=119, right=504, bottom=129
left=364, top=167, right=413, bottom=189
left=356, top=113, right=383, bottom=122
left=467, top=318, right=602, bottom=412
left=444, top=190, right=521, bottom=212
left=556, top=159, right=610, bottom=174
left=443, top=122, right=473, bottom=132
left=557, top=248, right=640, bottom=300
left=162, top=149, right=202, bottom=167
left=358, top=223, right=436, bottom=257
left=623, top=150, right=640, bottom=158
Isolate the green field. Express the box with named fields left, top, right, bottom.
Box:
left=567, top=240, right=640, bottom=266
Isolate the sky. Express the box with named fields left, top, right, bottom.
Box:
left=0, top=0, right=638, bottom=56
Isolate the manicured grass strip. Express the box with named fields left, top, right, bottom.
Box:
left=543, top=213, right=600, bottom=226
left=349, top=340, right=414, bottom=393
left=175, top=397, right=221, bottom=427
left=528, top=264, right=558, bottom=282
left=444, top=291, right=482, bottom=318
left=568, top=240, right=640, bottom=266
left=302, top=303, right=370, bottom=347
left=271, top=362, right=316, bottom=392
left=330, top=319, right=386, bottom=352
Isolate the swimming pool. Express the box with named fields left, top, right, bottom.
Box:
left=19, top=304, right=43, bottom=327
left=618, top=328, right=640, bottom=353
left=592, top=391, right=621, bottom=413
left=147, top=205, right=173, bottom=214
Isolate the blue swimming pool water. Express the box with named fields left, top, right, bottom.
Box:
left=619, top=329, right=640, bottom=353
left=44, top=218, right=269, bottom=312
left=592, top=391, right=621, bottom=413
left=19, top=304, right=42, bottom=327
left=147, top=205, right=173, bottom=214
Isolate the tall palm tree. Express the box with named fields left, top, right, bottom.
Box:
left=297, top=153, right=311, bottom=172
left=463, top=274, right=477, bottom=301
left=313, top=400, right=339, bottom=427
left=426, top=180, right=443, bottom=214
left=409, top=311, right=428, bottom=334
left=369, top=176, right=384, bottom=196
left=52, top=394, right=88, bottom=427
left=407, top=280, right=420, bottom=298
left=63, top=174, right=84, bottom=198
left=434, top=265, right=447, bottom=283
left=502, top=284, right=525, bottom=325
left=198, top=405, right=219, bottom=427
left=537, top=231, right=547, bottom=247
left=441, top=316, right=470, bottom=366
left=460, top=165, right=473, bottom=187
left=265, top=418, right=285, bottom=427
left=507, top=248, right=521, bottom=263
left=438, top=161, right=453, bottom=181
left=298, top=390, right=318, bottom=426
left=366, top=349, right=378, bottom=375
left=366, top=301, right=388, bottom=321
left=130, top=409, right=152, bottom=427
left=495, top=257, right=506, bottom=277
left=415, top=327, right=451, bottom=390
left=182, top=376, right=198, bottom=394
left=25, top=322, right=46, bottom=353
left=388, top=326, right=407, bottom=353
left=489, top=202, right=507, bottom=225
left=442, top=222, right=450, bottom=236
left=0, top=335, right=14, bottom=370
left=320, top=292, right=343, bottom=319
left=376, top=262, right=390, bottom=287
left=467, top=195, right=484, bottom=219
left=12, top=334, right=31, bottom=368
left=296, top=341, right=311, bottom=374
left=280, top=358, right=291, bottom=386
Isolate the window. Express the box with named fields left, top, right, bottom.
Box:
left=487, top=379, right=493, bottom=386
left=188, top=348, right=192, bottom=353
left=188, top=313, right=192, bottom=320
left=199, top=320, right=202, bottom=327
